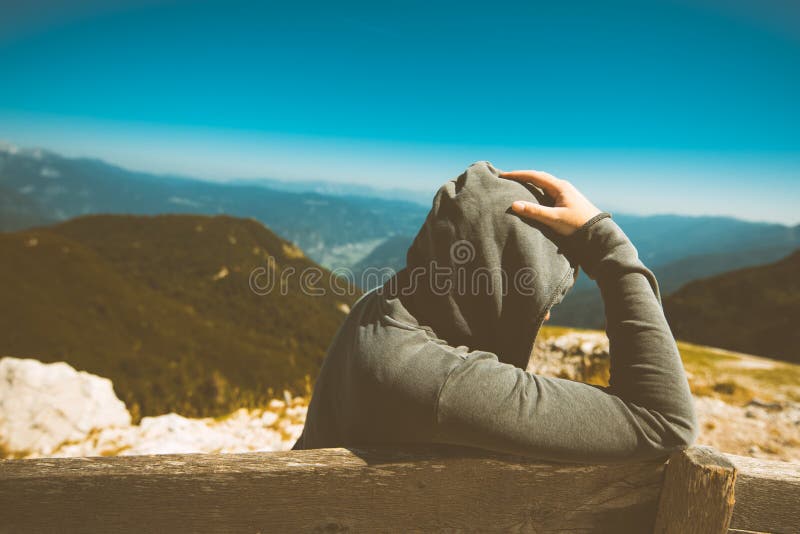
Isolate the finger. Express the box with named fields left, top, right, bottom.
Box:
left=511, top=201, right=560, bottom=222
left=500, top=169, right=562, bottom=197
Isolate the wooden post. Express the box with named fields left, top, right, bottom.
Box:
left=653, top=445, right=737, bottom=534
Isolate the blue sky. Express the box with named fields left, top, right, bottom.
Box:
left=0, top=0, right=798, bottom=223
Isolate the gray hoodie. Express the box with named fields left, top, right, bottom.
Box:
left=292, top=161, right=698, bottom=463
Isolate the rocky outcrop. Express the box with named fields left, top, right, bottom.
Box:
left=0, top=357, right=305, bottom=459
left=529, top=332, right=610, bottom=385
left=0, top=357, right=130, bottom=457
left=3, top=333, right=799, bottom=463
left=52, top=399, right=307, bottom=458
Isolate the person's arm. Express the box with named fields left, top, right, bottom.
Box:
left=430, top=170, right=698, bottom=463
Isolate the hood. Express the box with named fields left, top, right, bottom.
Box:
left=386, top=161, right=577, bottom=370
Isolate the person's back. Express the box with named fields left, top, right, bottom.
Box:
left=292, top=161, right=698, bottom=463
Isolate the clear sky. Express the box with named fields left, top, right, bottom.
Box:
left=0, top=0, right=798, bottom=223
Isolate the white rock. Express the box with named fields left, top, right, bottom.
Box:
left=261, top=410, right=279, bottom=426
left=0, top=357, right=307, bottom=458
left=268, top=398, right=286, bottom=411
left=546, top=332, right=609, bottom=357
left=0, top=357, right=131, bottom=457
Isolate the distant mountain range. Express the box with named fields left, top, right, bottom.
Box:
left=664, top=250, right=800, bottom=364
left=2, top=143, right=798, bottom=329
left=553, top=214, right=800, bottom=328
left=351, top=234, right=413, bottom=288
left=0, top=214, right=359, bottom=418
left=232, top=176, right=433, bottom=206
left=0, top=144, right=429, bottom=270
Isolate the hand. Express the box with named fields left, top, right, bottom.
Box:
left=500, top=169, right=602, bottom=236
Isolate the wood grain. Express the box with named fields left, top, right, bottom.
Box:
left=726, top=452, right=800, bottom=534
left=0, top=444, right=666, bottom=533
left=654, top=445, right=737, bottom=534
left=2, top=445, right=797, bottom=533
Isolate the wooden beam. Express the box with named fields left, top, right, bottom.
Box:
left=3, top=445, right=797, bottom=533
left=0, top=444, right=667, bottom=533
left=726, top=452, right=800, bottom=534
left=653, top=445, right=738, bottom=534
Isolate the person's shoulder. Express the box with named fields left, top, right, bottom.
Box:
left=349, top=298, right=467, bottom=371
left=341, top=287, right=385, bottom=328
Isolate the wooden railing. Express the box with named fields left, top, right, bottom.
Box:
left=1, top=445, right=797, bottom=533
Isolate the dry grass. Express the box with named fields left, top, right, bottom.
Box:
left=678, top=341, right=800, bottom=405
left=540, top=326, right=800, bottom=405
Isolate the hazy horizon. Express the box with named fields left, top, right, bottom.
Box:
left=2, top=135, right=798, bottom=227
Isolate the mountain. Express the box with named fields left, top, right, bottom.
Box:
left=552, top=215, right=800, bottom=328
left=2, top=143, right=798, bottom=319
left=0, top=144, right=429, bottom=269
left=652, top=244, right=800, bottom=295
left=351, top=234, right=414, bottom=289
left=611, top=213, right=799, bottom=266
left=234, top=177, right=432, bottom=206
left=345, top=215, right=800, bottom=324
left=0, top=183, right=56, bottom=230
left=664, top=250, right=800, bottom=364
left=0, top=214, right=360, bottom=419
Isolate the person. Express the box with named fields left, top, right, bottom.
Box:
left=291, top=161, right=698, bottom=463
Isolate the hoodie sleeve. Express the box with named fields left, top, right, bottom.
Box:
left=431, top=214, right=699, bottom=463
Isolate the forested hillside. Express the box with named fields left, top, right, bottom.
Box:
left=0, top=214, right=359, bottom=419
left=664, top=250, right=800, bottom=363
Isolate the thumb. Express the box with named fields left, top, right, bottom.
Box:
left=511, top=201, right=559, bottom=223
